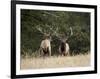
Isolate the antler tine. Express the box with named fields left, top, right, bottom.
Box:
left=53, top=27, right=62, bottom=40
left=70, top=27, right=73, bottom=36
left=36, top=25, right=46, bottom=35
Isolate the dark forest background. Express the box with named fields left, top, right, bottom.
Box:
left=21, top=9, right=90, bottom=57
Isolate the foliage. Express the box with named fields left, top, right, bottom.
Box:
left=21, top=9, right=90, bottom=56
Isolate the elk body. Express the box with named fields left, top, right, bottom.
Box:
left=39, top=35, right=51, bottom=56
left=59, top=40, right=70, bottom=56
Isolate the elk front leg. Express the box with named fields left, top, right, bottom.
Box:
left=39, top=48, right=43, bottom=57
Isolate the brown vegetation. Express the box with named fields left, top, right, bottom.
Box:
left=21, top=54, right=90, bottom=70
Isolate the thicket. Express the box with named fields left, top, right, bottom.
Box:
left=21, top=9, right=90, bottom=57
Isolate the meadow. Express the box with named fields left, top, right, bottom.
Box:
left=21, top=54, right=90, bottom=69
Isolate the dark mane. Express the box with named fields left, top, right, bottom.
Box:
left=61, top=41, right=66, bottom=52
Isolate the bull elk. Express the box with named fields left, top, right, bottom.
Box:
left=54, top=27, right=73, bottom=56
left=36, top=26, right=51, bottom=57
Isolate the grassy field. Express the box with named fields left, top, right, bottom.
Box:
left=21, top=54, right=90, bottom=70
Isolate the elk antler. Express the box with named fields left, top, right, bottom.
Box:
left=35, top=25, right=47, bottom=35
left=52, top=26, right=63, bottom=40
left=70, top=27, right=73, bottom=36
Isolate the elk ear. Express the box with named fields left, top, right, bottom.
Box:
left=49, top=33, right=52, bottom=37
left=49, top=35, right=52, bottom=40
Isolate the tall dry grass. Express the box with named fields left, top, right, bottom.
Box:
left=21, top=54, right=90, bottom=69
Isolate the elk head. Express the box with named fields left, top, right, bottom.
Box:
left=52, top=26, right=73, bottom=42
left=35, top=25, right=51, bottom=41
